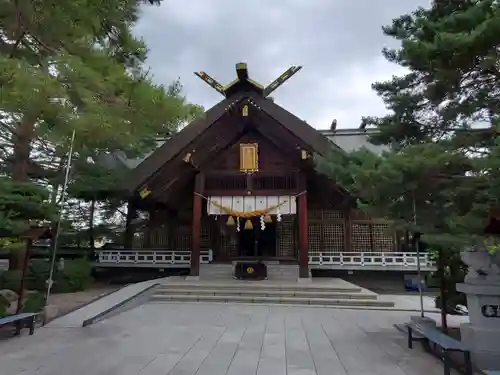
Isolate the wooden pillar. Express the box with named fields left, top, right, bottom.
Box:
left=190, top=173, right=204, bottom=277
left=298, top=191, right=309, bottom=278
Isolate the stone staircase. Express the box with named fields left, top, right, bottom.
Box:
left=150, top=279, right=395, bottom=308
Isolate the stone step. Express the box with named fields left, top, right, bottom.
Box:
left=158, top=282, right=362, bottom=293
left=150, top=294, right=394, bottom=307
left=155, top=288, right=377, bottom=299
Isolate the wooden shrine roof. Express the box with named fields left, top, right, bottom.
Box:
left=120, top=63, right=379, bottom=206
left=125, top=91, right=338, bottom=196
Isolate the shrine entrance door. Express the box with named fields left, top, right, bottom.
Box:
left=237, top=217, right=277, bottom=258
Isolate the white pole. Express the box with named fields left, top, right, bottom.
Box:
left=413, top=192, right=425, bottom=317
left=44, top=129, right=76, bottom=307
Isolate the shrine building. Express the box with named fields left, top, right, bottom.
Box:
left=94, top=63, right=435, bottom=280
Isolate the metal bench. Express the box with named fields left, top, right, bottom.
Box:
left=406, top=322, right=472, bottom=375
left=0, top=313, right=39, bottom=336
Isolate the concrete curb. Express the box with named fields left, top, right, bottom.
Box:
left=82, top=283, right=159, bottom=327
left=149, top=300, right=443, bottom=313
left=44, top=286, right=125, bottom=325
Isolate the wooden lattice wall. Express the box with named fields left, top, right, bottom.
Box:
left=134, top=208, right=395, bottom=256
left=307, top=209, right=395, bottom=254
left=276, top=215, right=296, bottom=257
left=308, top=210, right=345, bottom=256
left=350, top=210, right=395, bottom=253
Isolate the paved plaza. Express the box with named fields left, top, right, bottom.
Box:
left=0, top=301, right=460, bottom=375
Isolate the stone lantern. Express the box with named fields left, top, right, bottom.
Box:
left=457, top=211, right=500, bottom=370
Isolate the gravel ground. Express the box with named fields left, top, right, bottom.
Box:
left=47, top=285, right=120, bottom=318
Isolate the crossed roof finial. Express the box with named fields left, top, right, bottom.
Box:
left=194, top=63, right=302, bottom=98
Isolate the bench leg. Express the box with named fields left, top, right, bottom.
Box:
left=442, top=349, right=451, bottom=375
left=407, top=326, right=413, bottom=349
left=29, top=317, right=35, bottom=335
left=14, top=321, right=21, bottom=336
left=463, top=351, right=472, bottom=375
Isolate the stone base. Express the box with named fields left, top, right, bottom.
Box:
left=43, top=304, right=59, bottom=324
left=461, top=323, right=500, bottom=370
left=457, top=283, right=500, bottom=329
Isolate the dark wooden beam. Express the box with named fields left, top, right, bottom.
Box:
left=194, top=71, right=225, bottom=96
left=190, top=173, right=204, bottom=276
left=126, top=92, right=245, bottom=192
left=144, top=113, right=244, bottom=200
left=235, top=62, right=249, bottom=80
left=249, top=93, right=338, bottom=156
left=263, top=66, right=302, bottom=97
left=249, top=106, right=309, bottom=157
left=297, top=173, right=309, bottom=278
left=150, top=123, right=246, bottom=205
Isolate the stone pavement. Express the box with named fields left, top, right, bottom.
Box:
left=0, top=301, right=464, bottom=375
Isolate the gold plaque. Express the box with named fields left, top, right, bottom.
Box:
left=246, top=267, right=254, bottom=274
left=139, top=187, right=151, bottom=199
left=239, top=143, right=258, bottom=172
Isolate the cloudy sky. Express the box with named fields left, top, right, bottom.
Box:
left=135, top=0, right=430, bottom=130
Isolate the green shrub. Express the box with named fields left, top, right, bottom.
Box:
left=0, top=270, right=22, bottom=291
left=26, top=259, right=51, bottom=291
left=53, top=259, right=93, bottom=293
left=0, top=259, right=93, bottom=295
left=22, top=292, right=45, bottom=314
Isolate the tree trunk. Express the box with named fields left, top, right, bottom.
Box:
left=404, top=230, right=410, bottom=251
left=438, top=248, right=448, bottom=333
left=9, top=117, right=36, bottom=271
left=89, top=198, right=95, bottom=248
left=11, top=117, right=34, bottom=182
left=16, top=239, right=32, bottom=314
left=124, top=201, right=136, bottom=249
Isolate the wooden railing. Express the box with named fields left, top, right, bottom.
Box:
left=95, top=249, right=213, bottom=267
left=308, top=252, right=436, bottom=271
left=93, top=249, right=435, bottom=271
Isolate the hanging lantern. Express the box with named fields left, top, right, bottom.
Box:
left=226, top=216, right=235, bottom=226
left=244, top=219, right=253, bottom=230
left=264, top=214, right=272, bottom=224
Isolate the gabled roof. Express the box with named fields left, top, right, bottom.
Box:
left=125, top=64, right=339, bottom=194
left=125, top=92, right=245, bottom=192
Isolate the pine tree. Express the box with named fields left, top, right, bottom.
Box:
left=319, top=0, right=500, bottom=245
left=318, top=0, right=500, bottom=319
left=0, top=0, right=201, bottom=268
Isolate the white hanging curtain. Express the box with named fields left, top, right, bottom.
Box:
left=207, top=196, right=297, bottom=215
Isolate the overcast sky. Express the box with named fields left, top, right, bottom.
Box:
left=134, top=0, right=430, bottom=130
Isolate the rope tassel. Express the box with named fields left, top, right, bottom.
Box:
left=244, top=219, right=253, bottom=230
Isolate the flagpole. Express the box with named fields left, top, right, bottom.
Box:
left=44, top=129, right=76, bottom=308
